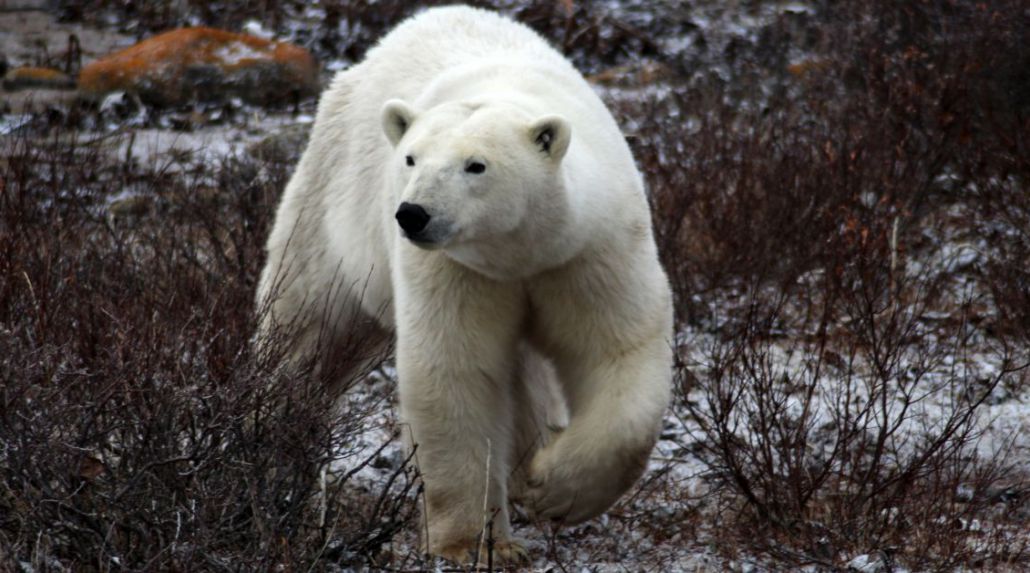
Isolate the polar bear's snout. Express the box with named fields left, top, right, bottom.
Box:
left=395, top=201, right=454, bottom=248
left=396, top=202, right=431, bottom=234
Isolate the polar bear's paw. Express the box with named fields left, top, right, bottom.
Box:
left=493, top=539, right=532, bottom=566
left=525, top=436, right=651, bottom=524
left=436, top=537, right=530, bottom=566
left=524, top=468, right=606, bottom=524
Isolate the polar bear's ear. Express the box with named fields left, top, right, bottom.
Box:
left=529, top=115, right=571, bottom=162
left=382, top=99, right=417, bottom=147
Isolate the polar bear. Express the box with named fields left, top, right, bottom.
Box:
left=256, top=5, right=673, bottom=564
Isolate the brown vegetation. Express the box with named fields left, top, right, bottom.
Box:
left=629, top=0, right=1030, bottom=568
left=3, top=0, right=1029, bottom=570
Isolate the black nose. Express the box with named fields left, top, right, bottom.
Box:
left=395, top=202, right=431, bottom=234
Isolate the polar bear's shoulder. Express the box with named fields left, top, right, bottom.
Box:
left=386, top=6, right=543, bottom=45
left=364, top=5, right=562, bottom=68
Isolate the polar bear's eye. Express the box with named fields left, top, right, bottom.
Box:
left=405, top=155, right=415, bottom=166
left=465, top=161, right=486, bottom=174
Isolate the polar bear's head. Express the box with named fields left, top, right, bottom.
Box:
left=381, top=99, right=571, bottom=258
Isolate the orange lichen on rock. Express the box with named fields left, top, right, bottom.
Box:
left=787, top=59, right=830, bottom=77
left=78, top=27, right=319, bottom=106
left=588, top=61, right=670, bottom=87
left=2, top=66, right=76, bottom=91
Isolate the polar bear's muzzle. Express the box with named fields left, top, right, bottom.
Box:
left=395, top=201, right=453, bottom=248
left=396, top=202, right=431, bottom=234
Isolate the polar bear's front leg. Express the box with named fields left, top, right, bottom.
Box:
left=525, top=338, right=672, bottom=523
left=394, top=255, right=526, bottom=563
left=525, top=245, right=674, bottom=524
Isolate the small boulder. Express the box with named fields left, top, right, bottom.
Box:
left=108, top=194, right=154, bottom=221
left=247, top=122, right=311, bottom=164
left=78, top=27, right=319, bottom=107
left=787, top=58, right=829, bottom=77
left=588, top=60, right=670, bottom=88
left=2, top=66, right=76, bottom=91
left=0, top=0, right=51, bottom=11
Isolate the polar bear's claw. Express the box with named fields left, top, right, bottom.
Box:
left=436, top=538, right=531, bottom=566
left=496, top=539, right=532, bottom=565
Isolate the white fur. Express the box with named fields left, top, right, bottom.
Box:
left=257, top=5, right=673, bottom=562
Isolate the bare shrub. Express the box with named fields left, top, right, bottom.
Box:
left=635, top=0, right=1030, bottom=568
left=0, top=131, right=415, bottom=570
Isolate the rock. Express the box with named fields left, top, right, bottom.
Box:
left=588, top=60, right=670, bottom=87
left=108, top=194, right=154, bottom=220
left=371, top=450, right=404, bottom=470
left=846, top=552, right=891, bottom=573
left=2, top=66, right=76, bottom=91
left=0, top=0, right=52, bottom=12
left=787, top=58, right=829, bottom=77
left=246, top=122, right=311, bottom=163
left=78, top=27, right=319, bottom=107
left=0, top=10, right=135, bottom=73
left=1, top=88, right=80, bottom=115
